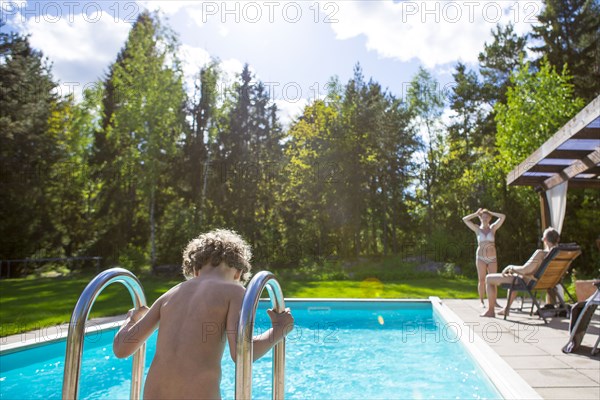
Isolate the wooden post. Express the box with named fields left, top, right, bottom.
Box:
left=536, top=187, right=551, bottom=238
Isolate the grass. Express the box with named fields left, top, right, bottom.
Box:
left=0, top=274, right=181, bottom=337
left=0, top=270, right=483, bottom=337
left=284, top=277, right=480, bottom=299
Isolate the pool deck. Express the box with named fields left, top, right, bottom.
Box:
left=1, top=300, right=598, bottom=399
left=444, top=299, right=599, bottom=400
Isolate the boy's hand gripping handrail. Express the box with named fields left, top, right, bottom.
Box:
left=235, top=271, right=286, bottom=400
left=62, top=268, right=147, bottom=400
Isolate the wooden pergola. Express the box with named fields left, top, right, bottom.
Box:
left=507, top=95, right=600, bottom=230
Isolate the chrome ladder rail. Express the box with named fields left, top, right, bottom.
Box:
left=62, top=268, right=148, bottom=400
left=235, top=271, right=286, bottom=400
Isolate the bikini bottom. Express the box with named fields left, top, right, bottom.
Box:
left=477, top=255, right=497, bottom=264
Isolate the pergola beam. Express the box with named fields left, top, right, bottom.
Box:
left=542, top=149, right=600, bottom=190
left=507, top=95, right=600, bottom=186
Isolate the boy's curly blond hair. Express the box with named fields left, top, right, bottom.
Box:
left=182, top=229, right=252, bottom=283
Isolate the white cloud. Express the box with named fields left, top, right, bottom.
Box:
left=23, top=11, right=129, bottom=65
left=324, top=0, right=542, bottom=68
left=179, top=44, right=212, bottom=81
left=219, top=57, right=246, bottom=82
left=136, top=0, right=193, bottom=16
left=275, top=98, right=308, bottom=128
left=13, top=9, right=130, bottom=98
left=217, top=25, right=230, bottom=37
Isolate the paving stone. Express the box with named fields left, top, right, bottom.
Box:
left=535, top=386, right=600, bottom=400
left=513, top=366, right=597, bottom=387
left=502, top=355, right=570, bottom=369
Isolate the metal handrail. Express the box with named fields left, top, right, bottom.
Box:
left=62, top=268, right=147, bottom=400
left=235, top=271, right=286, bottom=400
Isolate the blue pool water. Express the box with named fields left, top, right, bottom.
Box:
left=1, top=301, right=501, bottom=399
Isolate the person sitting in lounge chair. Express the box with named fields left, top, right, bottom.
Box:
left=481, top=227, right=560, bottom=318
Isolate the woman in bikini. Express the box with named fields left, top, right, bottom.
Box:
left=463, top=208, right=506, bottom=308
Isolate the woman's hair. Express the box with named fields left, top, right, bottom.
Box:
left=543, top=227, right=560, bottom=246
left=182, top=229, right=252, bottom=283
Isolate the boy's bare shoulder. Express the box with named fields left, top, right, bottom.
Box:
left=218, top=280, right=246, bottom=295
left=185, top=278, right=245, bottom=298
left=212, top=280, right=246, bottom=305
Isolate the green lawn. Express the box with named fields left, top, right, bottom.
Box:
left=284, top=277, right=481, bottom=299
left=0, top=275, right=180, bottom=337
left=1, top=274, right=481, bottom=337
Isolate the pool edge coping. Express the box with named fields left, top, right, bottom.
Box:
left=0, top=319, right=125, bottom=355
left=430, top=296, right=542, bottom=400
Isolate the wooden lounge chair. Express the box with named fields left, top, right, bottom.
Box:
left=501, top=244, right=582, bottom=323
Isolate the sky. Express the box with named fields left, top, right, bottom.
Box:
left=2, top=0, right=543, bottom=125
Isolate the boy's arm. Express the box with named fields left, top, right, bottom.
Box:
left=249, top=309, right=294, bottom=361
left=226, top=286, right=294, bottom=362
left=113, top=296, right=162, bottom=358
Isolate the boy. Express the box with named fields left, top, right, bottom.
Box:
left=113, top=229, right=294, bottom=399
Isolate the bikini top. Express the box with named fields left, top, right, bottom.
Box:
left=477, top=229, right=495, bottom=243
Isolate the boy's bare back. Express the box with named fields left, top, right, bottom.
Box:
left=143, top=275, right=245, bottom=399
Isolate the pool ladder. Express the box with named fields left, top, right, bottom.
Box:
left=62, top=268, right=147, bottom=400
left=235, top=271, right=287, bottom=400
left=62, top=268, right=286, bottom=400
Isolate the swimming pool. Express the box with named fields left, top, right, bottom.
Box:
left=0, top=300, right=533, bottom=399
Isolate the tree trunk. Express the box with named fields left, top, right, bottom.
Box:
left=150, top=187, right=156, bottom=267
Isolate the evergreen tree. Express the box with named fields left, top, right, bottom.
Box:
left=0, top=29, right=59, bottom=265
left=280, top=66, right=417, bottom=262
left=204, top=64, right=285, bottom=266
left=478, top=23, right=528, bottom=105
left=186, top=62, right=219, bottom=215
left=531, top=0, right=600, bottom=101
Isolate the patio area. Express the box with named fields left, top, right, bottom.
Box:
left=445, top=299, right=600, bottom=400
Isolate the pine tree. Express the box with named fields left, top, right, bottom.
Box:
left=0, top=28, right=59, bottom=264
left=478, top=23, right=528, bottom=105
left=531, top=0, right=600, bottom=101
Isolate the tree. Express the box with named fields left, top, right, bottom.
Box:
left=92, top=11, right=188, bottom=267
left=478, top=23, right=528, bottom=105
left=0, top=29, right=59, bottom=264
left=531, top=0, right=600, bottom=101
left=407, top=67, right=444, bottom=229
left=495, top=59, right=585, bottom=173
left=187, top=62, right=219, bottom=212
left=448, top=63, right=488, bottom=155
left=45, top=87, right=103, bottom=260
left=279, top=99, right=339, bottom=264
left=280, top=66, right=417, bottom=262
left=493, top=59, right=586, bottom=263
left=199, top=64, right=285, bottom=267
